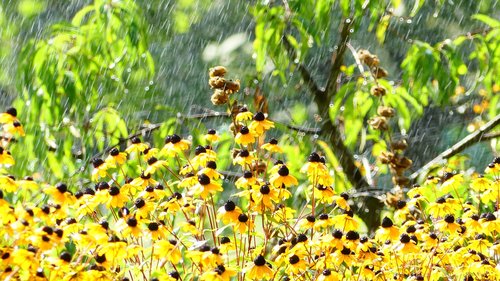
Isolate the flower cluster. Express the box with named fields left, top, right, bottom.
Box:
left=0, top=66, right=499, bottom=281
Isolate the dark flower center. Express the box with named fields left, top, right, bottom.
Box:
left=198, top=174, right=211, bottom=185
left=127, top=217, right=138, bottom=227
left=278, top=165, right=289, bottom=176
left=381, top=217, right=394, bottom=228
left=254, top=255, right=266, bottom=266
left=238, top=213, right=249, bottom=223
left=260, top=184, right=270, bottom=195
left=224, top=201, right=236, bottom=212
left=288, top=254, right=299, bottom=264
left=110, top=148, right=119, bottom=156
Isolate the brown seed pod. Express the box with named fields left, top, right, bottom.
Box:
left=370, top=86, right=386, bottom=97
left=358, top=50, right=380, bottom=67
left=392, top=176, right=410, bottom=187
left=252, top=161, right=267, bottom=175
left=373, top=67, right=388, bottom=79
left=368, top=116, right=388, bottom=130
left=377, top=106, right=395, bottom=118
left=209, top=77, right=227, bottom=89
left=378, top=151, right=394, bottom=164
left=396, top=157, right=413, bottom=169
left=211, top=89, right=229, bottom=105
left=209, top=66, right=227, bottom=78
left=224, top=79, right=240, bottom=93
left=391, top=139, right=408, bottom=151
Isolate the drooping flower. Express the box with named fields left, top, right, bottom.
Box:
left=249, top=112, right=274, bottom=136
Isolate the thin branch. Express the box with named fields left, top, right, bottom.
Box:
left=410, top=113, right=500, bottom=180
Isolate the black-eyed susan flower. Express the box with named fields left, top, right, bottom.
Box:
left=480, top=212, right=500, bottom=234
left=393, top=233, right=419, bottom=254
left=104, top=148, right=127, bottom=168
left=161, top=134, right=191, bottom=157
left=235, top=107, right=253, bottom=122
left=205, top=129, right=220, bottom=143
left=269, top=165, right=298, bottom=188
left=285, top=253, right=308, bottom=275
left=235, top=126, right=256, bottom=146
left=43, top=183, right=76, bottom=205
left=138, top=184, right=167, bottom=201
left=3, top=120, right=25, bottom=136
left=191, top=173, right=222, bottom=199
left=192, top=145, right=217, bottom=169
left=0, top=175, right=17, bottom=192
left=233, top=213, right=253, bottom=233
left=317, top=269, right=342, bottom=281
left=181, top=220, right=201, bottom=235
left=315, top=185, right=336, bottom=204
left=375, top=217, right=400, bottom=242
left=116, top=216, right=143, bottom=238
left=201, top=264, right=237, bottom=281
left=244, top=255, right=273, bottom=280
left=273, top=204, right=296, bottom=223
left=130, top=172, right=158, bottom=188
left=0, top=147, right=14, bottom=166
left=198, top=161, right=223, bottom=180
left=250, top=184, right=280, bottom=211
left=219, top=236, right=235, bottom=254
left=144, top=156, right=168, bottom=175
left=91, top=158, right=109, bottom=181
left=332, top=192, right=350, bottom=211
left=125, top=137, right=149, bottom=154
left=314, top=213, right=334, bottom=230
left=232, top=149, right=254, bottom=167
left=235, top=171, right=260, bottom=189
left=0, top=107, right=18, bottom=124
left=297, top=215, right=316, bottom=231
left=261, top=138, right=283, bottom=153
left=105, top=186, right=128, bottom=208
left=436, top=214, right=460, bottom=234
left=249, top=112, right=274, bottom=136
left=332, top=247, right=355, bottom=266
left=217, top=200, right=243, bottom=225
left=301, top=152, right=331, bottom=183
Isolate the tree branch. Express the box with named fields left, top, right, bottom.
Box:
left=283, top=18, right=369, bottom=189
left=410, top=113, right=500, bottom=181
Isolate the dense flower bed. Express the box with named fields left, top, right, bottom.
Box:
left=0, top=68, right=499, bottom=281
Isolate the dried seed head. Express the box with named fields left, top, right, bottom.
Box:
left=209, top=66, right=227, bottom=78
left=377, top=106, right=395, bottom=118
left=370, top=85, right=386, bottom=97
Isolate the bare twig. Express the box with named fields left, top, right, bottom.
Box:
left=410, top=113, right=500, bottom=181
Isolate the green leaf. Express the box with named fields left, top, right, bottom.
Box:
left=376, top=15, right=390, bottom=44
left=472, top=14, right=500, bottom=28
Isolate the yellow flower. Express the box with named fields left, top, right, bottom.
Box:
left=201, top=265, right=237, bottom=281
left=43, top=183, right=76, bottom=205
left=105, top=186, right=128, bottom=208
left=3, top=120, right=25, bottom=136
left=192, top=145, right=217, bottom=169
left=235, top=126, right=256, bottom=145
left=471, top=175, right=491, bottom=192
left=233, top=213, right=253, bottom=233
left=232, top=149, right=255, bottom=167
left=0, top=147, right=14, bottom=166
left=161, top=134, right=191, bottom=157
left=317, top=269, right=342, bottom=281
left=245, top=255, right=273, bottom=280
left=191, top=173, right=223, bottom=199
left=0, top=175, right=17, bottom=193
left=116, top=216, right=143, bottom=238
left=137, top=184, right=167, bottom=201
left=285, top=253, right=308, bottom=275
left=249, top=112, right=274, bottom=136
left=435, top=214, right=460, bottom=234
left=315, top=185, right=336, bottom=204
left=375, top=217, right=400, bottom=242
left=250, top=184, right=280, bottom=211
left=125, top=137, right=149, bottom=154
left=332, top=247, right=355, bottom=266
left=91, top=158, right=109, bottom=181
left=104, top=147, right=127, bottom=167
left=205, top=129, right=220, bottom=143
left=0, top=107, right=18, bottom=124
left=393, top=233, right=419, bottom=254
left=235, top=108, right=253, bottom=122
left=130, top=172, right=158, bottom=188
left=144, top=156, right=168, bottom=175
left=198, top=161, right=223, bottom=180
left=235, top=171, right=260, bottom=189
left=261, top=138, right=283, bottom=153
left=217, top=201, right=243, bottom=224
left=269, top=165, right=298, bottom=188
